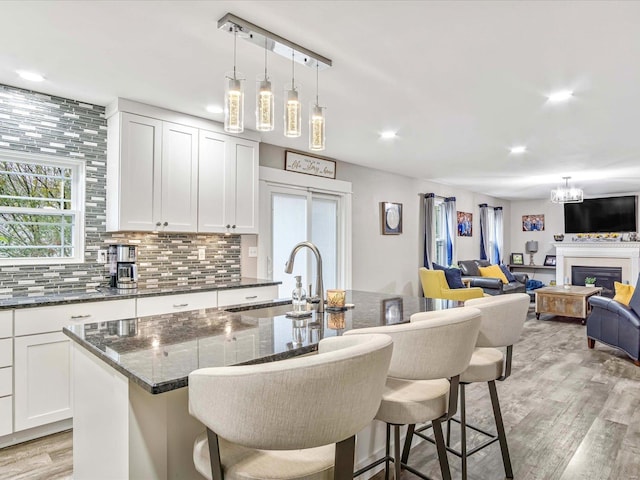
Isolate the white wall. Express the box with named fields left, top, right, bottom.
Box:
left=510, top=199, right=564, bottom=265
left=258, top=144, right=510, bottom=296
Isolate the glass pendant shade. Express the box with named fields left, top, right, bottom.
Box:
left=309, top=104, right=325, bottom=151
left=224, top=74, right=244, bottom=133
left=256, top=78, right=275, bottom=131
left=284, top=84, right=302, bottom=137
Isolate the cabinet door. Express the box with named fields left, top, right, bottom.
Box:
left=230, top=138, right=259, bottom=234
left=161, top=122, right=199, bottom=232
left=198, top=130, right=229, bottom=232
left=113, top=112, right=162, bottom=231
left=14, top=332, right=72, bottom=431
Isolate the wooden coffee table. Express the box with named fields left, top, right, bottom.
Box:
left=535, top=285, right=603, bottom=324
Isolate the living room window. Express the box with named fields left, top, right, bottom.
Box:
left=0, top=152, right=85, bottom=264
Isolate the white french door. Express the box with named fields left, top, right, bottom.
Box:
left=258, top=167, right=352, bottom=299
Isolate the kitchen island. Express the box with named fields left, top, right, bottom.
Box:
left=64, top=291, right=455, bottom=479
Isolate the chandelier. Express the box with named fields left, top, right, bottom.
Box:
left=218, top=14, right=332, bottom=151
left=550, top=177, right=584, bottom=203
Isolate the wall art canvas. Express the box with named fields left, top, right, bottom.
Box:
left=457, top=211, right=473, bottom=236
left=522, top=214, right=545, bottom=231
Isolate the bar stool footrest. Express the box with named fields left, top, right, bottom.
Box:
left=413, top=420, right=500, bottom=458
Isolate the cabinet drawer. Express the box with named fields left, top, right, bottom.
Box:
left=217, top=286, right=278, bottom=307
left=0, top=367, right=11, bottom=397
left=137, top=291, right=218, bottom=317
left=0, top=339, right=11, bottom=368
left=0, top=310, right=12, bottom=338
left=0, top=395, right=11, bottom=437
left=14, top=299, right=136, bottom=336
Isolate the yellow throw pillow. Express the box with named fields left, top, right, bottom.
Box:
left=613, top=281, right=635, bottom=306
left=479, top=264, right=509, bottom=284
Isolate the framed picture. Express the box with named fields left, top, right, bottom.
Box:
left=522, top=214, right=545, bottom=232
left=544, top=255, right=557, bottom=266
left=457, top=211, right=473, bottom=237
left=381, top=202, right=402, bottom=235
left=381, top=297, right=404, bottom=325
left=510, top=253, right=524, bottom=265
left=285, top=150, right=336, bottom=179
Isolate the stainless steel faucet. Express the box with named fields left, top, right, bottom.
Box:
left=284, top=241, right=324, bottom=313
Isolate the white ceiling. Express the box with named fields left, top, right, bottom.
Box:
left=2, top=0, right=640, bottom=200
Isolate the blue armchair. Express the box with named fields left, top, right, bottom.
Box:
left=587, top=294, right=640, bottom=366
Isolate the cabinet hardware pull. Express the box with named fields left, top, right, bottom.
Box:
left=70, top=314, right=92, bottom=319
left=173, top=303, right=189, bottom=307
left=232, top=225, right=236, bottom=229
left=156, top=222, right=161, bottom=226
left=163, top=221, right=168, bottom=227
left=226, top=224, right=231, bottom=229
left=245, top=295, right=258, bottom=299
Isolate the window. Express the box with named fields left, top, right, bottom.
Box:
left=434, top=198, right=447, bottom=266
left=0, top=152, right=84, bottom=264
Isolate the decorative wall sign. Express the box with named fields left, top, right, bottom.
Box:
left=522, top=214, right=545, bottom=231
left=457, top=211, right=473, bottom=237
left=285, top=151, right=336, bottom=179
left=380, top=202, right=403, bottom=235
left=382, top=297, right=404, bottom=325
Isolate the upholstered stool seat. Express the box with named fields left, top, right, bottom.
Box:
left=378, top=378, right=450, bottom=426
left=459, top=347, right=504, bottom=383
left=189, top=334, right=393, bottom=480
left=194, top=434, right=335, bottom=480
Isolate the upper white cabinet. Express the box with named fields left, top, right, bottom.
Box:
left=106, top=99, right=259, bottom=234
left=198, top=130, right=258, bottom=234
left=160, top=122, right=198, bottom=232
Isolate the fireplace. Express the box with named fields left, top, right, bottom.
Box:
left=571, top=266, right=622, bottom=298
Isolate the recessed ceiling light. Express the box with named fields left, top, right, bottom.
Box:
left=547, top=90, right=573, bottom=103
left=17, top=70, right=45, bottom=82
left=206, top=105, right=224, bottom=114
left=510, top=146, right=527, bottom=154
left=380, top=131, right=397, bottom=139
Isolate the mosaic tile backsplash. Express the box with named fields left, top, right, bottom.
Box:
left=0, top=83, right=240, bottom=297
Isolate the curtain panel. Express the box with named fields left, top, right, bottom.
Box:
left=444, top=197, right=456, bottom=266
left=422, top=193, right=435, bottom=269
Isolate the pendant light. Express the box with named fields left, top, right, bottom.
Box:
left=284, top=50, right=301, bottom=137
left=256, top=38, right=274, bottom=131
left=550, top=176, right=583, bottom=203
left=309, top=64, right=325, bottom=151
left=224, top=26, right=244, bottom=133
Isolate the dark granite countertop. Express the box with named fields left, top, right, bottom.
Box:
left=0, top=277, right=280, bottom=310
left=63, top=290, right=458, bottom=394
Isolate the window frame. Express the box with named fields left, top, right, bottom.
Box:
left=0, top=151, right=85, bottom=265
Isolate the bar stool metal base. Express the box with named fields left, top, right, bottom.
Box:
left=354, top=421, right=450, bottom=480
left=402, top=381, right=513, bottom=480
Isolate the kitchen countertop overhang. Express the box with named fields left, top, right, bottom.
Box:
left=63, top=290, right=457, bottom=394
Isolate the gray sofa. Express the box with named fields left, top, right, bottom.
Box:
left=458, top=259, right=528, bottom=296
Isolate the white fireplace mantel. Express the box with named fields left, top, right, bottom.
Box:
left=553, top=242, right=640, bottom=285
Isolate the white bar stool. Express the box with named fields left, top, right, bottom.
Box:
left=345, top=307, right=482, bottom=480
left=188, top=334, right=393, bottom=480
left=403, top=293, right=530, bottom=479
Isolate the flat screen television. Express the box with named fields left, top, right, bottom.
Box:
left=564, top=195, right=637, bottom=233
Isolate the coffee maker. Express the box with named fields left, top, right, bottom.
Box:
left=109, top=244, right=138, bottom=289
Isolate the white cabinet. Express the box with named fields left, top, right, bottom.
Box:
left=198, top=130, right=259, bottom=234
left=107, top=113, right=198, bottom=233
left=217, top=285, right=278, bottom=307
left=107, top=112, right=161, bottom=232
left=0, top=310, right=12, bottom=437
left=12, top=299, right=136, bottom=432
left=14, top=332, right=72, bottom=431
left=160, top=122, right=198, bottom=232
left=136, top=291, right=218, bottom=317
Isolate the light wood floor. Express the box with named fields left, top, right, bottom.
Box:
left=1, top=310, right=639, bottom=480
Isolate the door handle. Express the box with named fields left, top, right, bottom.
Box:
left=173, top=303, right=189, bottom=308
left=70, top=314, right=92, bottom=319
